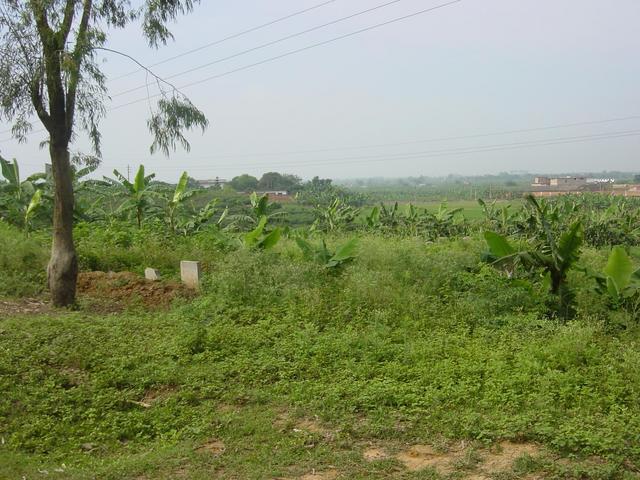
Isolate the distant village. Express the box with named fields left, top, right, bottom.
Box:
left=530, top=176, right=640, bottom=197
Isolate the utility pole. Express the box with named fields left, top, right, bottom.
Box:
left=127, top=164, right=130, bottom=182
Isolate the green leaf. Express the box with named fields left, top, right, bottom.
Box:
left=259, top=228, right=281, bottom=250
left=244, top=216, right=267, bottom=247
left=606, top=276, right=621, bottom=302
left=330, top=238, right=358, bottom=263
left=604, top=246, right=633, bottom=292
left=173, top=171, right=189, bottom=203
left=557, top=221, right=583, bottom=269
left=0, top=156, right=19, bottom=186
left=133, top=165, right=146, bottom=194
left=483, top=231, right=515, bottom=258
left=25, top=189, right=42, bottom=219
left=295, top=237, right=314, bottom=260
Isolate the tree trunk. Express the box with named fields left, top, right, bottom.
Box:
left=47, top=142, right=78, bottom=307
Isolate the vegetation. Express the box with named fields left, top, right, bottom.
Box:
left=0, top=0, right=208, bottom=306
left=2, top=162, right=640, bottom=477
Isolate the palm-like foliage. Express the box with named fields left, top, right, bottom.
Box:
left=242, top=216, right=281, bottom=250
left=0, top=156, right=48, bottom=229
left=312, top=198, right=360, bottom=232
left=166, top=171, right=198, bottom=232
left=103, top=165, right=159, bottom=228
left=484, top=195, right=584, bottom=319
left=295, top=237, right=358, bottom=271
left=589, top=246, right=640, bottom=314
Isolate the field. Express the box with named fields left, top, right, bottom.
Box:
left=2, top=227, right=640, bottom=478
left=2, top=171, right=640, bottom=479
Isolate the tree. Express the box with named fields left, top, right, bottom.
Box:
left=258, top=172, right=301, bottom=192
left=0, top=1, right=208, bottom=306
left=229, top=174, right=259, bottom=192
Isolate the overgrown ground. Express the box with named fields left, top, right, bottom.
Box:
left=1, top=223, right=639, bottom=479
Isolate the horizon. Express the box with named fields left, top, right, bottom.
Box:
left=1, top=0, right=639, bottom=182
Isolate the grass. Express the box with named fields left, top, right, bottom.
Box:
left=362, top=199, right=522, bottom=221
left=1, top=226, right=640, bottom=479
left=0, top=221, right=48, bottom=297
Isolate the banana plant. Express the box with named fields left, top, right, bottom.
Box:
left=365, top=206, right=380, bottom=229
left=23, top=189, right=43, bottom=235
left=103, top=165, right=159, bottom=228
left=166, top=171, right=198, bottom=232
left=242, top=215, right=281, bottom=250
left=591, top=246, right=640, bottom=307
left=484, top=195, right=584, bottom=319
left=228, top=192, right=286, bottom=229
left=478, top=198, right=515, bottom=234
left=0, top=156, right=50, bottom=228
left=379, top=202, right=400, bottom=227
left=312, top=198, right=359, bottom=232
left=295, top=237, right=358, bottom=271
left=177, top=199, right=229, bottom=236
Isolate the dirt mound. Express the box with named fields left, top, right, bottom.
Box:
left=77, top=271, right=191, bottom=312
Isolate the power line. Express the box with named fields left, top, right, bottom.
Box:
left=108, top=0, right=342, bottom=82
left=110, top=0, right=464, bottom=110
left=114, top=114, right=640, bottom=161
left=15, top=129, right=640, bottom=173
left=111, top=0, right=409, bottom=98
left=126, top=129, right=640, bottom=171
left=0, top=0, right=463, bottom=142
left=0, top=0, right=344, bottom=136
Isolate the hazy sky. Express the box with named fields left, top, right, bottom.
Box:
left=1, top=0, right=639, bottom=181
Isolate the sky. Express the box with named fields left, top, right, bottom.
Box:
left=1, top=0, right=639, bottom=182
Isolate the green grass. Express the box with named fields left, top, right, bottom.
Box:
left=1, top=233, right=639, bottom=479
left=0, top=220, right=48, bottom=297
left=363, top=199, right=522, bottom=221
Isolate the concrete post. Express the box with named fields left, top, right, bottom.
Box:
left=180, top=261, right=201, bottom=290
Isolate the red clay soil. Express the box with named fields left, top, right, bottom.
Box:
left=77, top=271, right=192, bottom=312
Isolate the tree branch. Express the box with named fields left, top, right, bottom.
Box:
left=65, top=0, right=93, bottom=139
left=59, top=0, right=78, bottom=45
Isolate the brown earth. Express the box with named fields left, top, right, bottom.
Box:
left=1, top=271, right=191, bottom=317
left=77, top=271, right=192, bottom=312
left=391, top=440, right=541, bottom=476
left=196, top=440, right=226, bottom=457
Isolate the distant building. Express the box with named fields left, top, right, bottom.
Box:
left=532, top=176, right=550, bottom=186
left=255, top=190, right=293, bottom=201
left=550, top=176, right=588, bottom=189
left=198, top=177, right=228, bottom=188
left=529, top=176, right=614, bottom=196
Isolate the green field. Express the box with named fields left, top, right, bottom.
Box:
left=2, top=216, right=640, bottom=479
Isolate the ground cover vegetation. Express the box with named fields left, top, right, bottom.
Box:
left=1, top=161, right=640, bottom=479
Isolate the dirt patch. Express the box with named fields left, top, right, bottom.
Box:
left=298, top=469, right=339, bottom=480
left=0, top=298, right=50, bottom=318
left=77, top=271, right=192, bottom=312
left=395, top=441, right=541, bottom=475
left=294, top=418, right=328, bottom=435
left=480, top=441, right=540, bottom=471
left=196, top=439, right=225, bottom=457
left=396, top=444, right=464, bottom=474
left=363, top=447, right=389, bottom=462
left=274, top=411, right=332, bottom=438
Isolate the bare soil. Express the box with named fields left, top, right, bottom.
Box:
left=77, top=271, right=192, bottom=312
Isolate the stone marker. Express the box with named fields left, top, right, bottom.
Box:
left=145, top=268, right=161, bottom=281
left=180, top=261, right=201, bottom=289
